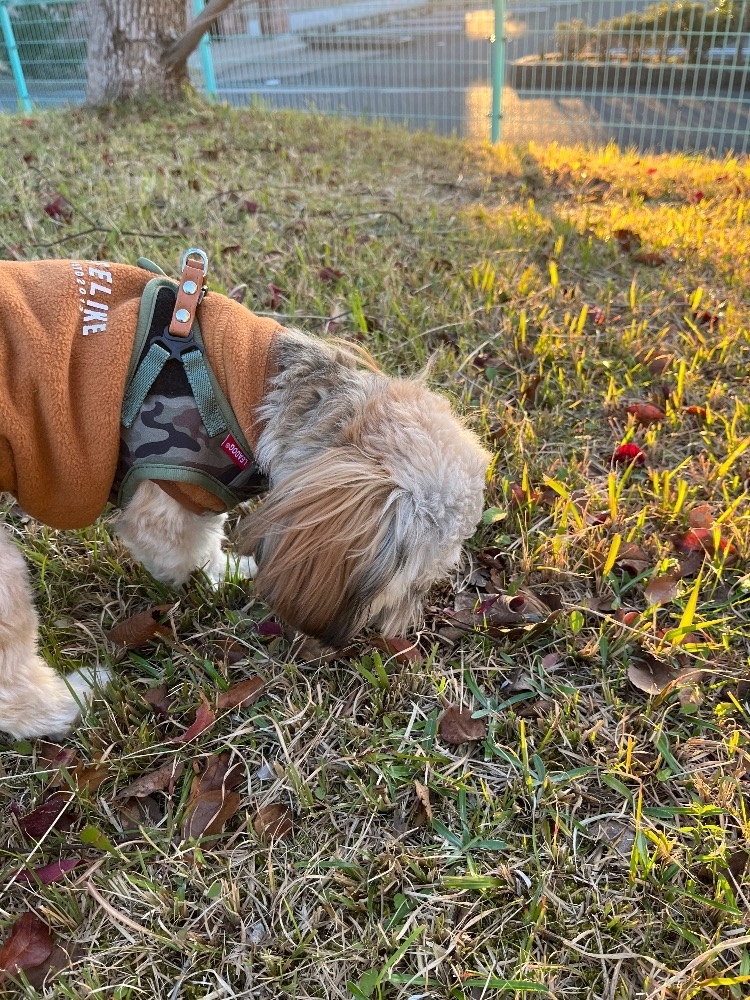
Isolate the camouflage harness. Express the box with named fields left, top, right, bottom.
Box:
left=112, top=268, right=268, bottom=512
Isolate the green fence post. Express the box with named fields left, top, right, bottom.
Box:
left=490, top=0, right=505, bottom=143
left=193, top=0, right=217, bottom=100
left=0, top=1, right=32, bottom=114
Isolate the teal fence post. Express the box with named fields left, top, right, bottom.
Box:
left=193, top=0, right=217, bottom=100
left=490, top=0, right=505, bottom=143
left=0, top=1, right=32, bottom=114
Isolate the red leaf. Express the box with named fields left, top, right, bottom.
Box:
left=142, top=684, right=172, bottom=717
left=509, top=482, right=542, bottom=507
left=264, top=283, right=284, bottom=310
left=625, top=402, right=665, bottom=425
left=0, top=911, right=53, bottom=980
left=611, top=444, right=646, bottom=466
left=673, top=528, right=736, bottom=558
left=43, top=195, right=72, bottom=224
left=614, top=228, right=642, bottom=253
left=688, top=191, right=705, bottom=204
left=242, top=200, right=259, bottom=214
left=172, top=697, right=215, bottom=744
left=688, top=504, right=714, bottom=529
left=318, top=266, right=344, bottom=282
left=15, top=859, right=82, bottom=886
left=19, top=793, right=75, bottom=839
left=684, top=405, right=707, bottom=419
left=257, top=621, right=282, bottom=637
left=589, top=305, right=607, bottom=326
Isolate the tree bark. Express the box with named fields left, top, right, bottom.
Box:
left=85, top=0, right=237, bottom=105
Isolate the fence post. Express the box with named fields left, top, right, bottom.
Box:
left=193, top=0, right=217, bottom=101
left=0, top=1, right=32, bottom=114
left=490, top=0, right=505, bottom=143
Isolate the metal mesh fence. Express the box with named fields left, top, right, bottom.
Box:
left=1, top=0, right=749, bottom=155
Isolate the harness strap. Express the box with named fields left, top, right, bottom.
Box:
left=121, top=342, right=171, bottom=429
left=182, top=348, right=227, bottom=437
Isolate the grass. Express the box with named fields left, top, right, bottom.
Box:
left=0, top=98, right=749, bottom=999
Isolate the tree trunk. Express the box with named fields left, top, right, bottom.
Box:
left=85, top=0, right=238, bottom=105
left=86, top=0, right=188, bottom=104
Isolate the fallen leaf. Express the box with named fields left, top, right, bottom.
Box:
left=520, top=373, right=541, bottom=407
left=21, top=940, right=80, bottom=990
left=616, top=543, right=651, bottom=575
left=37, top=743, right=77, bottom=772
left=688, top=190, right=705, bottom=204
left=509, top=482, right=542, bottom=507
left=117, top=761, right=185, bottom=800
left=0, top=911, right=53, bottom=983
left=264, top=283, right=284, bottom=309
left=371, top=637, right=422, bottom=665
left=70, top=761, right=110, bottom=795
left=253, top=803, right=293, bottom=841
left=172, top=697, right=215, bottom=744
left=107, top=604, right=173, bottom=649
left=116, top=795, right=163, bottom=833
left=242, top=199, right=259, bottom=213
left=257, top=620, right=283, bottom=638
left=541, top=651, right=563, bottom=670
left=627, top=654, right=678, bottom=694
left=625, top=402, right=665, bottom=425
left=216, top=677, right=265, bottom=711
left=677, top=550, right=705, bottom=578
left=226, top=282, right=247, bottom=303
left=142, top=684, right=172, bottom=717
left=318, top=266, right=344, bottom=282
left=18, top=793, right=75, bottom=839
left=612, top=444, right=646, bottom=466
left=688, top=504, right=714, bottom=529
left=616, top=610, right=640, bottom=627
left=14, top=859, right=82, bottom=887
left=635, top=348, right=673, bottom=375
left=632, top=251, right=667, bottom=267
left=644, top=573, right=680, bottom=606
left=589, top=305, right=607, bottom=326
left=438, top=705, right=487, bottom=745
left=673, top=527, right=736, bottom=558
left=43, top=194, right=72, bottom=224
left=614, top=228, right=641, bottom=253
left=684, top=405, right=707, bottom=419
left=414, top=780, right=432, bottom=822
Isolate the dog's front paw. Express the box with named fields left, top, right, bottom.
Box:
left=203, top=553, right=258, bottom=589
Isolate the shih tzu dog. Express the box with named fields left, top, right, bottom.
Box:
left=0, top=251, right=490, bottom=740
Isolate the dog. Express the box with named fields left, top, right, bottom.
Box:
left=0, top=252, right=490, bottom=740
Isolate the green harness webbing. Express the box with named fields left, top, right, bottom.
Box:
left=121, top=331, right=227, bottom=437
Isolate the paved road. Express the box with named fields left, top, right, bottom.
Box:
left=2, top=1, right=748, bottom=154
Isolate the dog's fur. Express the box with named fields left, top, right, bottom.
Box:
left=0, top=328, right=490, bottom=740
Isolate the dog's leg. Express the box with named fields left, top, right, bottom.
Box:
left=0, top=526, right=105, bottom=739
left=115, top=481, right=257, bottom=588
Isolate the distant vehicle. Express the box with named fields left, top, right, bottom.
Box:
left=703, top=37, right=750, bottom=62
left=608, top=46, right=629, bottom=61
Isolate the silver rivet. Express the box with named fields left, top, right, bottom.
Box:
left=175, top=308, right=191, bottom=323
left=182, top=279, right=197, bottom=295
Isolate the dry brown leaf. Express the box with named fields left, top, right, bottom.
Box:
left=616, top=543, right=651, bottom=575
left=372, top=636, right=422, bottom=665
left=644, top=573, right=680, bottom=607
left=614, top=228, right=642, bottom=253
left=688, top=504, right=714, bottom=529
left=216, top=677, right=265, bottom=711
left=107, top=604, right=173, bottom=649
left=438, top=705, right=487, bottom=745
left=180, top=754, right=244, bottom=841
left=117, top=795, right=163, bottom=832
left=634, top=347, right=673, bottom=375
left=414, top=780, right=432, bottom=821
left=625, top=402, right=666, bottom=425
left=142, top=684, right=172, bottom=716
left=253, top=803, right=293, bottom=841
left=632, top=251, right=667, bottom=267
left=117, top=761, right=185, bottom=800
left=627, top=654, right=679, bottom=694
left=0, top=911, right=53, bottom=983
left=70, top=761, right=110, bottom=795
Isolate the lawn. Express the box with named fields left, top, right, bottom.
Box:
left=0, top=100, right=749, bottom=1000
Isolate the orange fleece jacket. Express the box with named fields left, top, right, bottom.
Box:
left=0, top=259, right=280, bottom=529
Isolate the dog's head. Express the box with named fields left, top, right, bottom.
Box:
left=237, top=337, right=491, bottom=646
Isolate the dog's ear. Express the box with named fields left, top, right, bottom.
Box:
left=236, top=449, right=408, bottom=646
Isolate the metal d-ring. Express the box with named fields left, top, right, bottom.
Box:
left=181, top=247, right=209, bottom=275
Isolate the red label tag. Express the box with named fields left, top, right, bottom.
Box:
left=221, top=434, right=250, bottom=469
